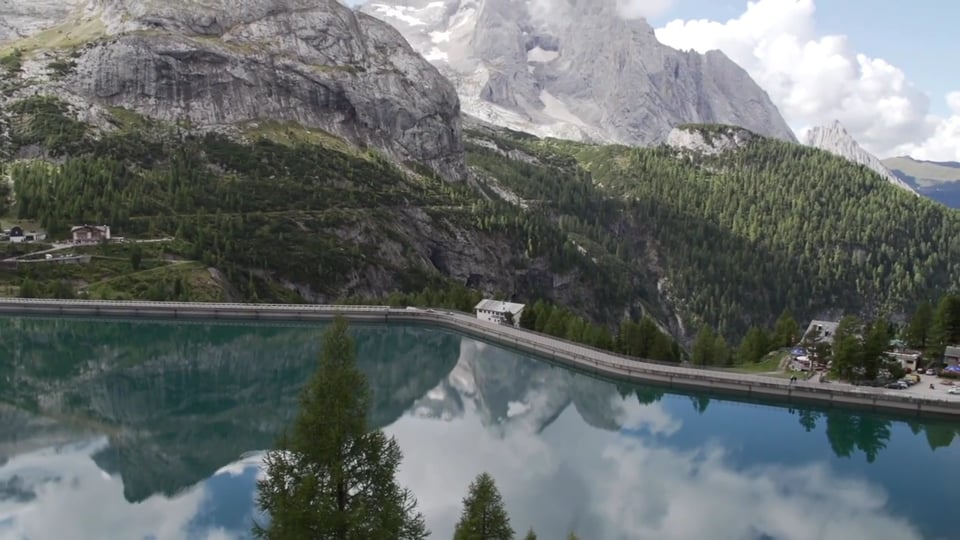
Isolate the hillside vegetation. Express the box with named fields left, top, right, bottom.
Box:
left=3, top=94, right=959, bottom=346
left=466, top=125, right=960, bottom=338
left=0, top=96, right=646, bottom=324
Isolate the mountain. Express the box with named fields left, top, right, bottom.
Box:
left=1, top=0, right=654, bottom=327
left=882, top=156, right=960, bottom=208
left=4, top=1, right=960, bottom=342
left=5, top=87, right=960, bottom=340
left=360, top=0, right=796, bottom=146
left=0, top=0, right=464, bottom=179
left=802, top=120, right=916, bottom=194
left=466, top=124, right=960, bottom=336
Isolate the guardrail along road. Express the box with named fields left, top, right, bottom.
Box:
left=1, top=298, right=957, bottom=417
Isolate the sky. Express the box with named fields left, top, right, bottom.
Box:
left=349, top=0, right=958, bottom=160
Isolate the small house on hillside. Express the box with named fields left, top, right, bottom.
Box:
left=474, top=299, right=525, bottom=328
left=71, top=224, right=111, bottom=243
left=801, top=320, right=840, bottom=345
left=8, top=226, right=24, bottom=243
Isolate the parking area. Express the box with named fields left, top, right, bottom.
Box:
left=894, top=376, right=960, bottom=401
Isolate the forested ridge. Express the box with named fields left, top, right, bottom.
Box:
left=3, top=94, right=959, bottom=346
left=0, top=96, right=644, bottom=325
left=466, top=125, right=960, bottom=339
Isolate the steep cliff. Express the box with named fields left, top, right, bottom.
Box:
left=1, top=94, right=640, bottom=324
left=803, top=121, right=916, bottom=194
left=362, top=0, right=796, bottom=146
left=0, top=0, right=465, bottom=179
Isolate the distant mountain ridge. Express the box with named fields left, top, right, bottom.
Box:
left=882, top=156, right=960, bottom=208
left=802, top=120, right=916, bottom=194
left=360, top=0, right=797, bottom=146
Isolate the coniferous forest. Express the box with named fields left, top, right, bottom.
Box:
left=2, top=96, right=960, bottom=349
left=466, top=126, right=960, bottom=339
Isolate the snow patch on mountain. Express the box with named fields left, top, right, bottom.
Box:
left=361, top=0, right=796, bottom=146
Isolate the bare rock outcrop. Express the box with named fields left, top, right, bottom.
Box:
left=666, top=124, right=755, bottom=156
left=363, top=0, right=797, bottom=146
left=1, top=0, right=466, bottom=180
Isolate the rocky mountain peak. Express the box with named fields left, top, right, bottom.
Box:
left=803, top=121, right=916, bottom=194
left=1, top=0, right=466, bottom=180
left=361, top=0, right=796, bottom=146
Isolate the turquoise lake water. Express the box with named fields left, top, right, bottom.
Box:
left=0, top=316, right=958, bottom=540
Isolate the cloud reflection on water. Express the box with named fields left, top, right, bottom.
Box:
left=0, top=437, right=256, bottom=540
left=0, top=330, right=938, bottom=540
left=386, top=392, right=924, bottom=540
left=0, top=390, right=926, bottom=540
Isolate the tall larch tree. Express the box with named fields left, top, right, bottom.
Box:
left=773, top=309, right=800, bottom=348
left=253, top=316, right=428, bottom=540
left=453, top=472, right=514, bottom=540
left=905, top=300, right=933, bottom=350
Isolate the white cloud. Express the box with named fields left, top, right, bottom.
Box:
left=654, top=0, right=960, bottom=161
left=615, top=0, right=676, bottom=19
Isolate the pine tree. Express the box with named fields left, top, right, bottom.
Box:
left=905, top=300, right=933, bottom=350
left=253, top=316, right=428, bottom=540
left=129, top=244, right=143, bottom=271
left=18, top=277, right=38, bottom=298
left=712, top=334, right=733, bottom=366
left=773, top=309, right=800, bottom=347
left=932, top=294, right=960, bottom=351
left=831, top=316, right=862, bottom=380
left=518, top=306, right=536, bottom=330
left=453, top=472, right=514, bottom=540
left=521, top=529, right=537, bottom=540
left=862, top=318, right=891, bottom=380
left=737, top=326, right=770, bottom=364
left=691, top=325, right=717, bottom=366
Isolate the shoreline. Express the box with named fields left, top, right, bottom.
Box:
left=2, top=298, right=958, bottom=418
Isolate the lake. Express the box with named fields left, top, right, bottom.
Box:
left=0, top=316, right=958, bottom=540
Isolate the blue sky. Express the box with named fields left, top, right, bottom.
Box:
left=648, top=0, right=958, bottom=118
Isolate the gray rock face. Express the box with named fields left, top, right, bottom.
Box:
left=0, top=0, right=87, bottom=43
left=1, top=0, right=465, bottom=180
left=666, top=125, right=754, bottom=156
left=804, top=121, right=916, bottom=194
left=362, top=0, right=796, bottom=146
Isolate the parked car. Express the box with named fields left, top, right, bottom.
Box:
left=886, top=381, right=908, bottom=390
left=948, top=387, right=960, bottom=395
left=925, top=369, right=936, bottom=375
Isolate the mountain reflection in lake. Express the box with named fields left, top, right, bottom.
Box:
left=0, top=316, right=958, bottom=540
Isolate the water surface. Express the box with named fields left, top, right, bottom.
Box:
left=0, top=316, right=958, bottom=540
